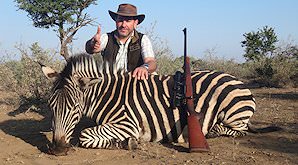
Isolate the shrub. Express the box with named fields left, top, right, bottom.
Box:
left=242, top=49, right=297, bottom=87
left=242, top=57, right=278, bottom=87
left=0, top=43, right=63, bottom=100
left=156, top=54, right=183, bottom=75
left=0, top=61, right=19, bottom=91
left=192, top=48, right=246, bottom=79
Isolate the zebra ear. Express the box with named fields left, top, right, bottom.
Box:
left=41, top=65, right=60, bottom=80
left=76, top=77, right=102, bottom=90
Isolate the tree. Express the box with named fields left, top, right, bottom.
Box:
left=241, top=26, right=280, bottom=87
left=241, top=26, right=278, bottom=61
left=15, top=0, right=97, bottom=60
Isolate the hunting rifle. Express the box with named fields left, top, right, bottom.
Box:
left=183, top=28, right=210, bottom=152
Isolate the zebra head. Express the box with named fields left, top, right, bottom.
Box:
left=41, top=55, right=101, bottom=155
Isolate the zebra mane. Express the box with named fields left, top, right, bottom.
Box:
left=60, top=53, right=102, bottom=79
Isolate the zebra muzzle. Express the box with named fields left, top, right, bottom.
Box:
left=48, top=136, right=72, bottom=156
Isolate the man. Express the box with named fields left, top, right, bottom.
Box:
left=86, top=3, right=157, bottom=80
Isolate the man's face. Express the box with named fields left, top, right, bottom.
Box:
left=116, top=16, right=138, bottom=38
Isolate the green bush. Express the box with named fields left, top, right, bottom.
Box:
left=242, top=57, right=277, bottom=87
left=242, top=54, right=297, bottom=88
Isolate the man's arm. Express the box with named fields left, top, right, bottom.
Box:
left=132, top=34, right=157, bottom=80
left=144, top=57, right=157, bottom=74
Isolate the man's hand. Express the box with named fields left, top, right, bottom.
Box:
left=92, top=26, right=101, bottom=53
left=132, top=66, right=149, bottom=80
left=132, top=57, right=157, bottom=80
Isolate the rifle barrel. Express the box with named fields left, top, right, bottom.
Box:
left=183, top=28, right=187, bottom=67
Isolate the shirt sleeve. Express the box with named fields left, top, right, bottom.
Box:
left=100, top=33, right=108, bottom=51
left=141, top=35, right=155, bottom=58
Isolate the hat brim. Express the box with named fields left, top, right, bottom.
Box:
left=108, top=10, right=145, bottom=24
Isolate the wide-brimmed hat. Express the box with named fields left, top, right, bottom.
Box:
left=108, top=4, right=145, bottom=24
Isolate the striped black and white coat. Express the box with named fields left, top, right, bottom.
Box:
left=43, top=54, right=255, bottom=155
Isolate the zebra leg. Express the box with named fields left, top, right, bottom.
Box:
left=79, top=110, right=139, bottom=150
left=79, top=123, right=139, bottom=150
left=206, top=123, right=247, bottom=138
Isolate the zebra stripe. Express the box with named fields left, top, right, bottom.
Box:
left=47, top=54, right=256, bottom=150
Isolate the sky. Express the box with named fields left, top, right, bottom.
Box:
left=0, top=0, right=298, bottom=62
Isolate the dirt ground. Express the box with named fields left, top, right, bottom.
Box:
left=0, top=88, right=297, bottom=165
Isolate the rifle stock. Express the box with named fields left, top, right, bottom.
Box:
left=183, top=28, right=210, bottom=152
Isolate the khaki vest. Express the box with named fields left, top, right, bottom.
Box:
left=102, top=30, right=144, bottom=72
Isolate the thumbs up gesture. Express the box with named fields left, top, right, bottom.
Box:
left=92, top=25, right=101, bottom=53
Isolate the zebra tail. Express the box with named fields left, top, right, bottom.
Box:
left=247, top=123, right=282, bottom=134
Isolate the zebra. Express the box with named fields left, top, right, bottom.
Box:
left=42, top=54, right=256, bottom=155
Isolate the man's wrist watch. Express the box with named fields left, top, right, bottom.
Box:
left=142, top=63, right=149, bottom=72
